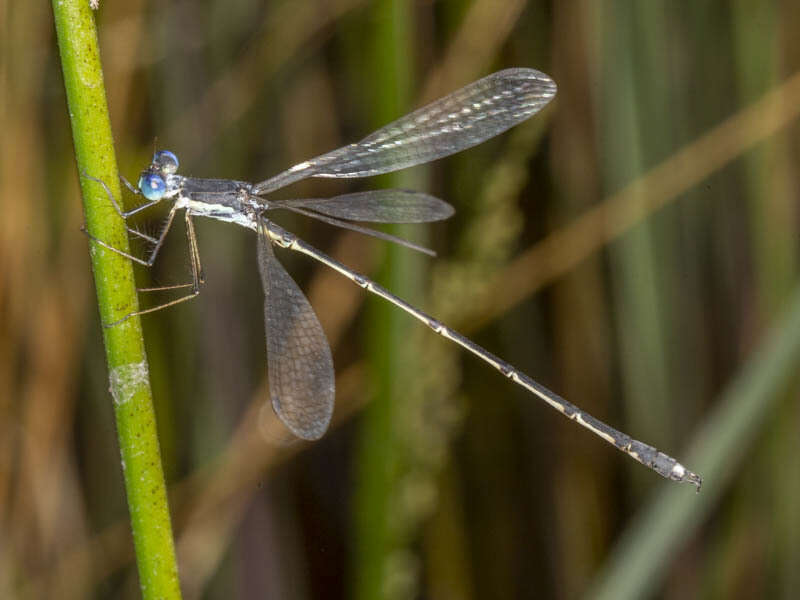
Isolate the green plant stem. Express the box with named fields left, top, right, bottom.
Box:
left=51, top=1, right=182, bottom=598
left=353, top=2, right=417, bottom=599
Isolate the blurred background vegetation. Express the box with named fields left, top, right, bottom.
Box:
left=3, top=0, right=800, bottom=598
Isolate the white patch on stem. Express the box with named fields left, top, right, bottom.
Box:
left=109, top=361, right=150, bottom=405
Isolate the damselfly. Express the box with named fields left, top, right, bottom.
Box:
left=86, top=69, right=701, bottom=489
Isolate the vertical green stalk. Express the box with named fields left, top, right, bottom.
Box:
left=596, top=2, right=676, bottom=493
left=50, top=2, right=182, bottom=598
left=352, top=2, right=418, bottom=599
left=731, top=1, right=800, bottom=593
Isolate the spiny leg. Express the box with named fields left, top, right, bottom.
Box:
left=82, top=171, right=160, bottom=219
left=83, top=202, right=180, bottom=268
left=82, top=173, right=202, bottom=325
left=185, top=209, right=205, bottom=284
left=132, top=210, right=203, bottom=292
left=105, top=212, right=203, bottom=327
left=119, top=174, right=139, bottom=196
left=84, top=168, right=190, bottom=270
left=80, top=171, right=167, bottom=265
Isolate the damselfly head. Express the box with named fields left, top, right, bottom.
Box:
left=152, top=150, right=179, bottom=174
left=137, top=150, right=179, bottom=200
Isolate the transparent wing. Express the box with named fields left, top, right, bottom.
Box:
left=273, top=190, right=454, bottom=223
left=253, top=68, right=556, bottom=194
left=258, top=224, right=334, bottom=439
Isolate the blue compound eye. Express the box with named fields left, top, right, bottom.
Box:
left=153, top=150, right=179, bottom=174
left=139, top=173, right=167, bottom=201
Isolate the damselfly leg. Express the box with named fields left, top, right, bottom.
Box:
left=81, top=172, right=204, bottom=326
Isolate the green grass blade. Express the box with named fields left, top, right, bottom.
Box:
left=352, top=2, right=419, bottom=599
left=587, top=284, right=800, bottom=600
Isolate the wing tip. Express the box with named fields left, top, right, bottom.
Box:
left=494, top=67, right=558, bottom=101
left=273, top=396, right=334, bottom=441
left=280, top=415, right=332, bottom=441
